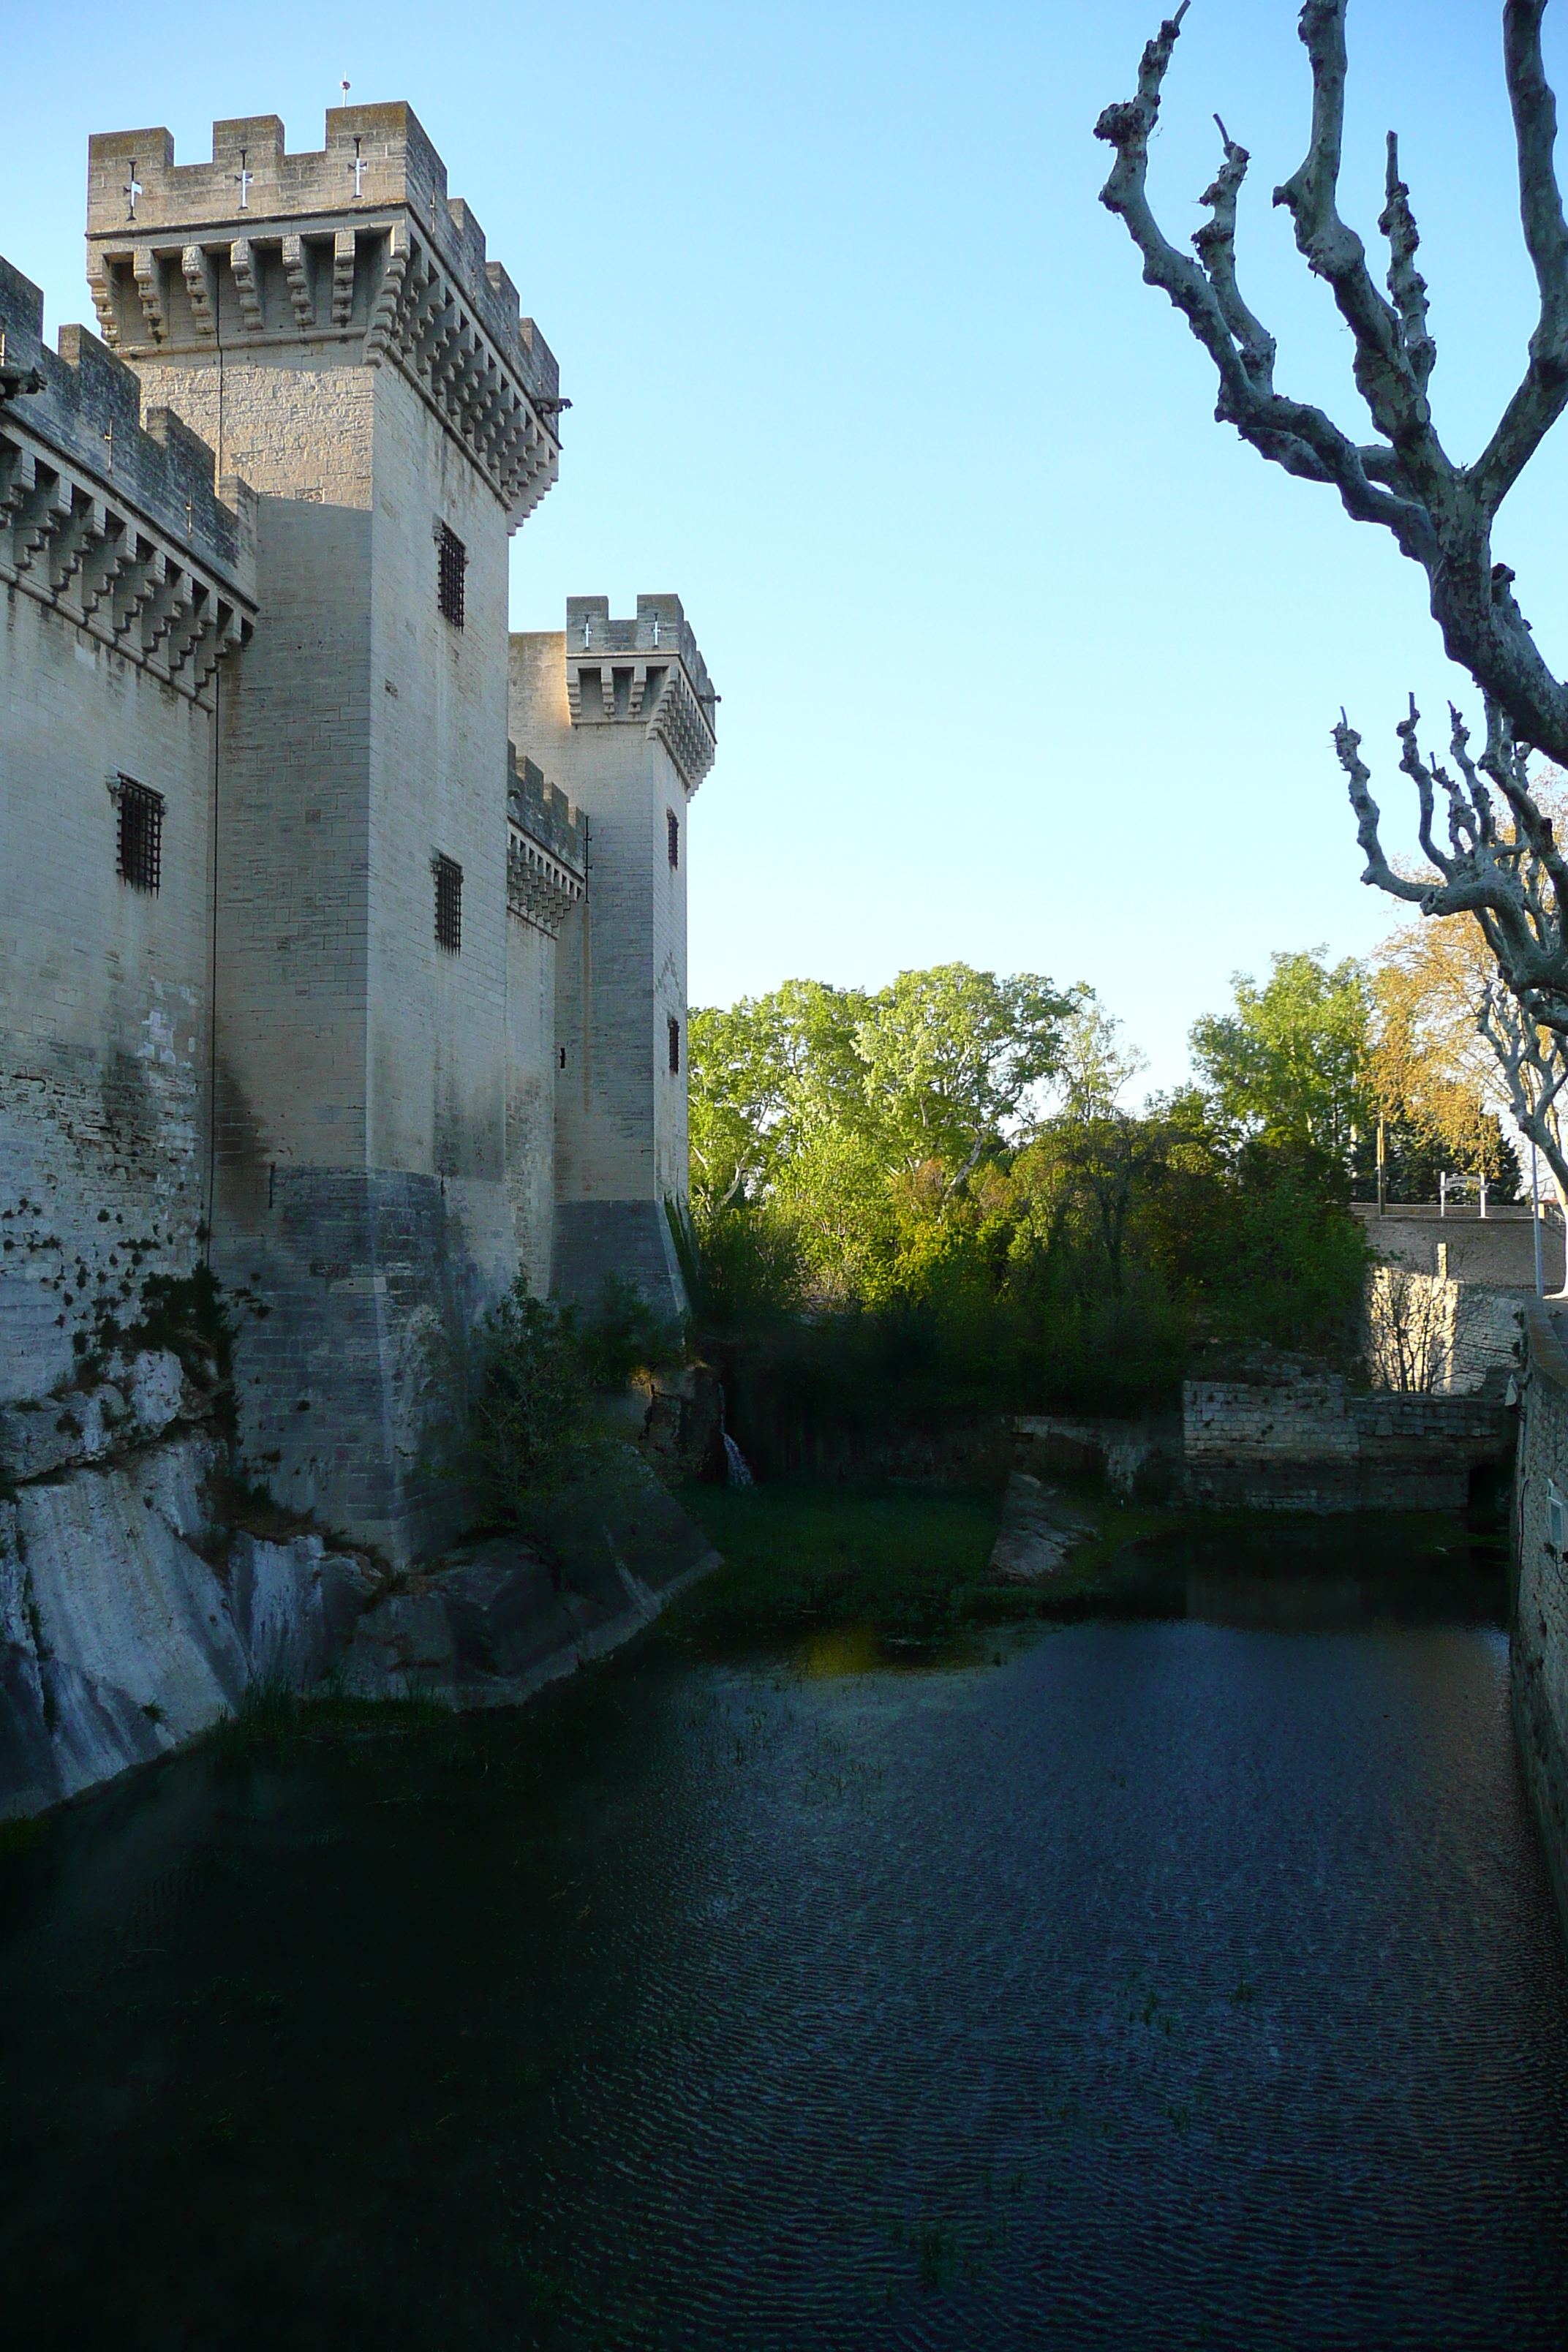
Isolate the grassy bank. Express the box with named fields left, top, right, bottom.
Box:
left=670, top=1477, right=1505, bottom=1651
left=671, top=1478, right=1186, bottom=1648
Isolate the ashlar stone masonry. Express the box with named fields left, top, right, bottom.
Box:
left=1, top=105, right=717, bottom=1565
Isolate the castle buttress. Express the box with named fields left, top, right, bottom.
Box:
left=1, top=107, right=716, bottom=1564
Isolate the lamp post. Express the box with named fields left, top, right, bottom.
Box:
left=1376, top=1115, right=1386, bottom=1218
left=1533, top=1138, right=1546, bottom=1300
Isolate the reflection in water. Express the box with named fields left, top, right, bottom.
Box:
left=1, top=1544, right=1566, bottom=2351
left=799, top=1624, right=883, bottom=1678
left=1186, top=1569, right=1369, bottom=1628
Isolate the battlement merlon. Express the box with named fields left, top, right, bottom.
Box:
left=507, top=743, right=587, bottom=938
left=84, top=107, right=561, bottom=530
left=565, top=595, right=718, bottom=796
left=507, top=743, right=587, bottom=877
left=0, top=252, right=256, bottom=697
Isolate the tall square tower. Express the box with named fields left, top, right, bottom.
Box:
left=85, top=109, right=562, bottom=1558
left=509, top=597, right=716, bottom=1316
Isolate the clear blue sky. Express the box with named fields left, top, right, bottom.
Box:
left=7, top=1, right=1567, bottom=1092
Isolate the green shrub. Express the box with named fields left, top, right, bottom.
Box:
left=576, top=1273, right=683, bottom=1389
left=465, top=1280, right=609, bottom=1524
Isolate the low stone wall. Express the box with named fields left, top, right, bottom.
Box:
left=1183, top=1368, right=1511, bottom=1512
left=1354, top=1204, right=1565, bottom=1289
left=1512, top=1303, right=1568, bottom=1937
left=1013, top=1414, right=1179, bottom=1501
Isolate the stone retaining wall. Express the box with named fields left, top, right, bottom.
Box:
left=1183, top=1368, right=1511, bottom=1512
left=1512, top=1303, right=1568, bottom=1937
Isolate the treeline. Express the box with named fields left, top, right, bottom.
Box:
left=675, top=938, right=1523, bottom=1459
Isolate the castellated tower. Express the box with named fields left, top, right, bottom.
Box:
left=83, top=109, right=564, bottom=1559
left=510, top=597, right=717, bottom=1317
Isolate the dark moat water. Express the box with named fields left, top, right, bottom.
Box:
left=4, top=1533, right=1568, bottom=2349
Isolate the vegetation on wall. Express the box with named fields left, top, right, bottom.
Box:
left=461, top=1274, right=680, bottom=1531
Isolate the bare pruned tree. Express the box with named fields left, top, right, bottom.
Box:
left=1480, top=970, right=1568, bottom=1204
left=1095, top=1, right=1568, bottom=1055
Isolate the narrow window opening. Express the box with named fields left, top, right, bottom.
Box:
left=116, top=777, right=164, bottom=893
left=434, top=854, right=463, bottom=952
left=558, top=1046, right=568, bottom=1071
left=437, top=524, right=466, bottom=628
left=667, top=1016, right=680, bottom=1076
left=667, top=809, right=679, bottom=870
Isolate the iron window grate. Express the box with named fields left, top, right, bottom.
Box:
left=437, top=524, right=467, bottom=627
left=434, top=855, right=463, bottom=953
left=668, top=1015, right=680, bottom=1075
left=667, top=808, right=679, bottom=869
left=117, top=777, right=164, bottom=892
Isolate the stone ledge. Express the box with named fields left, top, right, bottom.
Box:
left=344, top=1458, right=720, bottom=1706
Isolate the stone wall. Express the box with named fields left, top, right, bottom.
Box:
left=1012, top=1413, right=1178, bottom=1501
left=1354, top=1203, right=1565, bottom=1289
left=1363, top=1266, right=1527, bottom=1395
left=1183, top=1364, right=1511, bottom=1511
left=1511, top=1303, right=1568, bottom=1936
left=1, top=264, right=254, bottom=1411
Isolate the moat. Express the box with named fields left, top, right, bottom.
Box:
left=4, top=1524, right=1567, bottom=2351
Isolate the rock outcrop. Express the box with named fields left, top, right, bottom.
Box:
left=1, top=1414, right=719, bottom=1820
left=0, top=1431, right=372, bottom=1817
left=344, top=1454, right=720, bottom=1706
left=986, top=1472, right=1091, bottom=1583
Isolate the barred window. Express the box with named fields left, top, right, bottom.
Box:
left=116, top=777, right=163, bottom=893
left=667, top=809, right=679, bottom=870
left=434, top=855, right=462, bottom=953
left=437, top=524, right=466, bottom=627
left=667, top=1015, right=680, bottom=1075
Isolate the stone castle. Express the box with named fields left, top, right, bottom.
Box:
left=0, top=104, right=716, bottom=1565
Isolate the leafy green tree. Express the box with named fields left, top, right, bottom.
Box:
left=773, top=1116, right=902, bottom=1302
left=688, top=981, right=869, bottom=1213
left=851, top=964, right=1074, bottom=1191
left=1053, top=995, right=1149, bottom=1118
left=689, top=962, right=1073, bottom=1232
left=1190, top=950, right=1373, bottom=1166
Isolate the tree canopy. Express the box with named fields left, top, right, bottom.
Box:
left=685, top=959, right=1372, bottom=1401
left=688, top=962, right=1074, bottom=1229
left=1188, top=951, right=1372, bottom=1162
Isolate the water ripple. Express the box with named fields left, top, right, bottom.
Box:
left=1, top=1617, right=1566, bottom=2348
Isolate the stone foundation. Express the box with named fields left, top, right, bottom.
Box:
left=551, top=1198, right=688, bottom=1319
left=0, top=1381, right=720, bottom=1819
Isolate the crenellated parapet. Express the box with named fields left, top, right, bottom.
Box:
left=506, top=744, right=586, bottom=935
left=0, top=253, right=255, bottom=702
left=564, top=594, right=717, bottom=795
left=84, top=106, right=562, bottom=530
